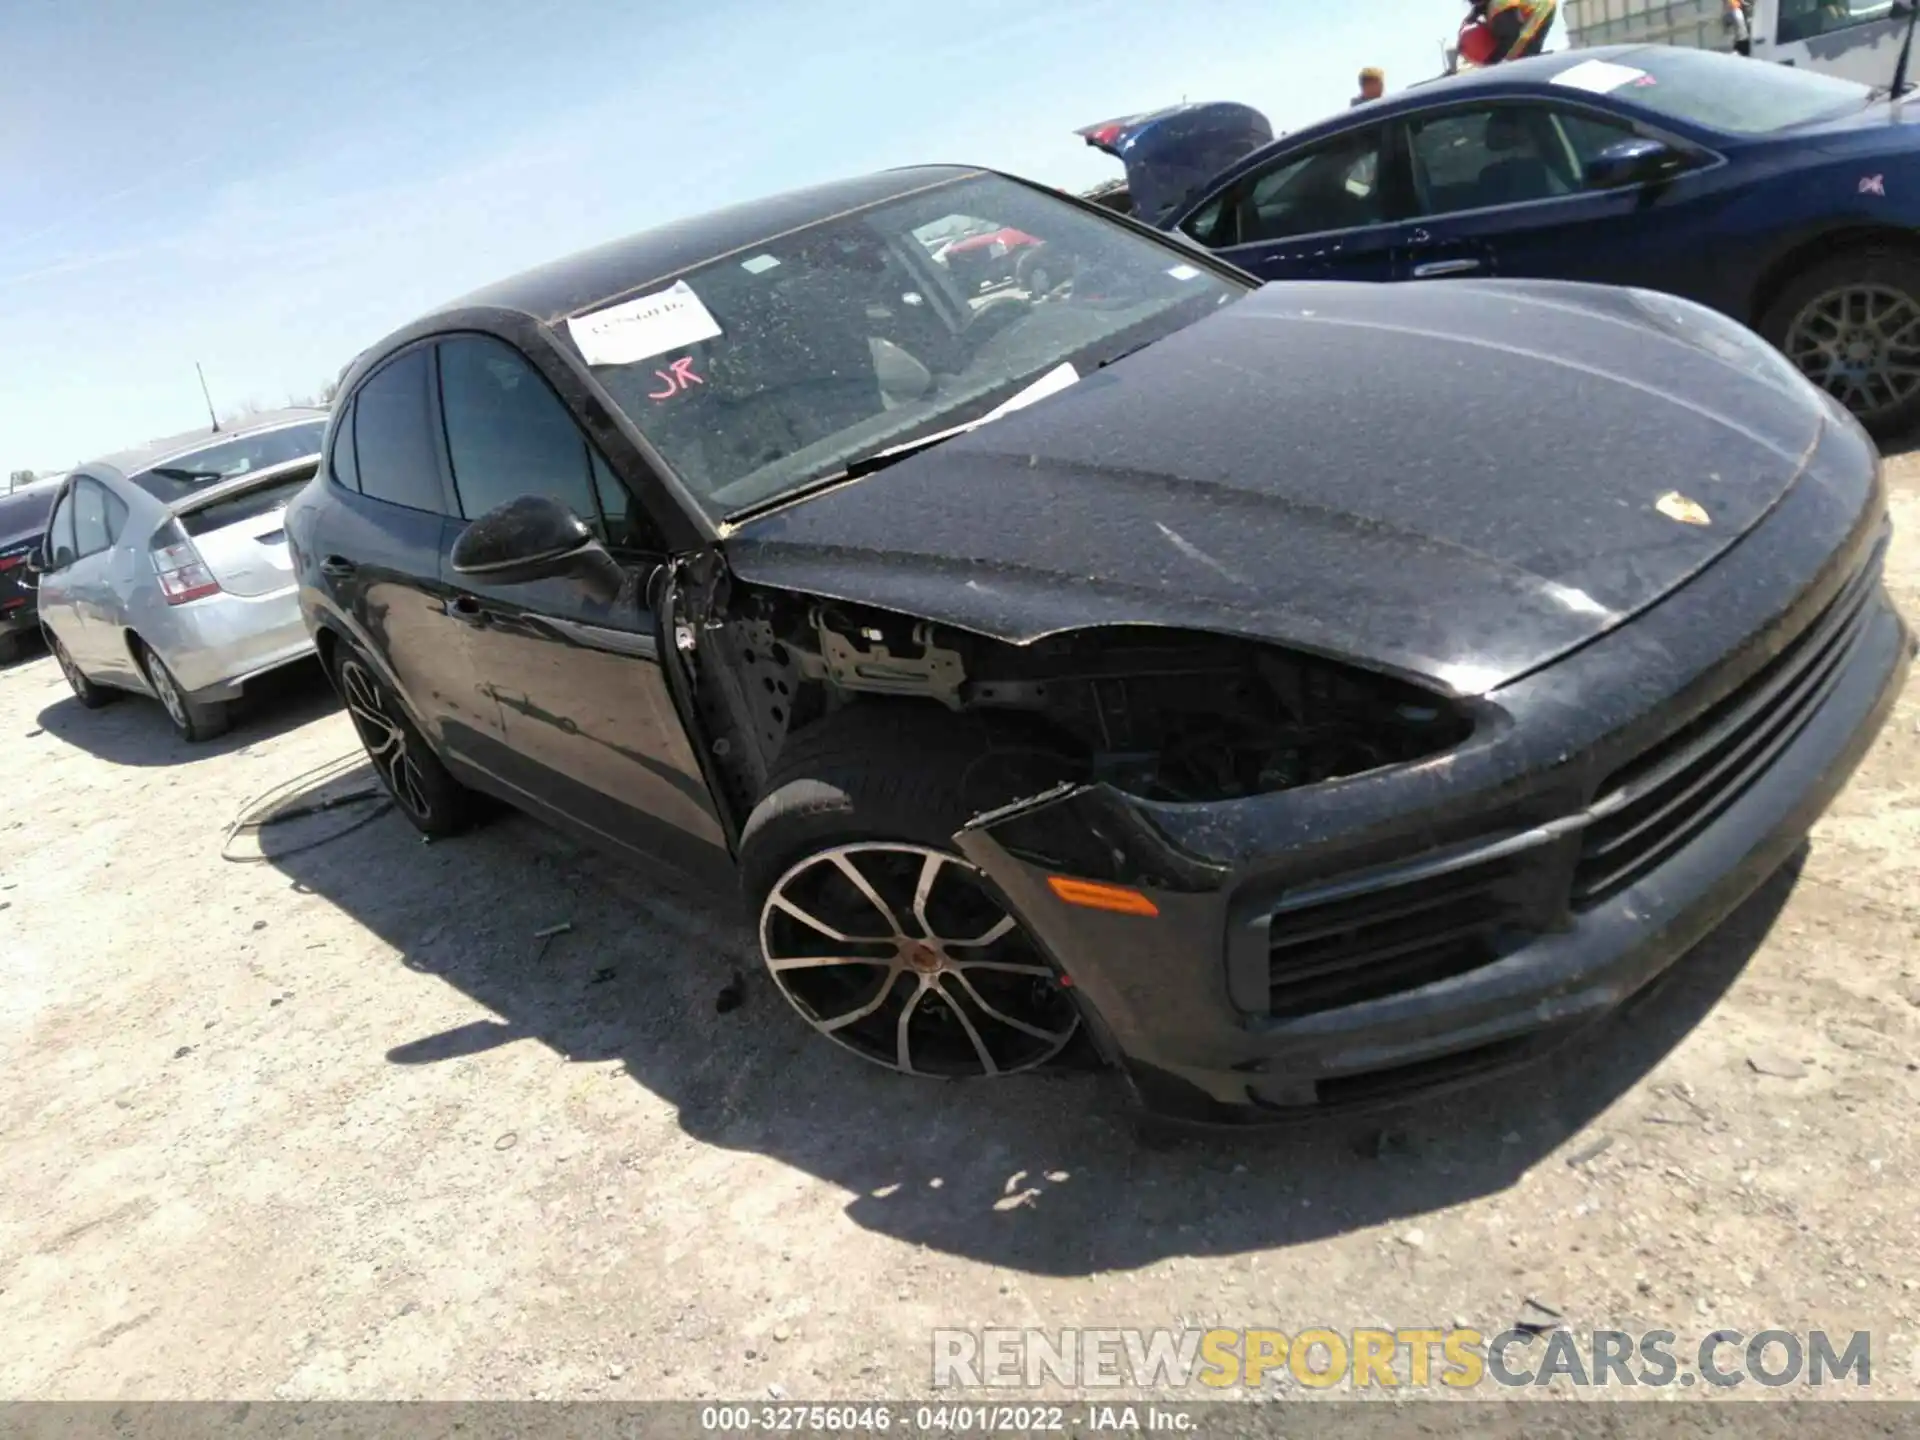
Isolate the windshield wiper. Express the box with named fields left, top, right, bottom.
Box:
left=146, top=466, right=228, bottom=483
left=846, top=361, right=1084, bottom=477
left=1095, top=337, right=1160, bottom=370
left=726, top=363, right=1086, bottom=523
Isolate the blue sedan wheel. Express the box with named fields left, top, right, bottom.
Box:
left=1764, top=250, right=1920, bottom=439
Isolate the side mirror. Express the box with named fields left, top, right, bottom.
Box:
left=23, top=548, right=45, bottom=576
left=1585, top=137, right=1686, bottom=190
left=450, top=494, right=624, bottom=601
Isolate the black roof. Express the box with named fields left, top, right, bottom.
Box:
left=439, top=166, right=984, bottom=327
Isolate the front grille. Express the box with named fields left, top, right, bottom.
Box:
left=1266, top=852, right=1523, bottom=1019
left=1573, top=547, right=1883, bottom=908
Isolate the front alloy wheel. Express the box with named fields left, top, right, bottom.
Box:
left=760, top=841, right=1079, bottom=1078
left=1781, top=283, right=1920, bottom=422
left=1761, top=248, right=1920, bottom=439
left=333, top=651, right=479, bottom=838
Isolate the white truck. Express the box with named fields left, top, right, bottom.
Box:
left=1560, top=0, right=1911, bottom=87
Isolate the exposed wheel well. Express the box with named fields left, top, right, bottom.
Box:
left=1749, top=226, right=1920, bottom=327
left=683, top=584, right=1471, bottom=835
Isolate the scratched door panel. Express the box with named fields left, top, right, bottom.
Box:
left=450, top=567, right=731, bottom=876
left=435, top=333, right=730, bottom=874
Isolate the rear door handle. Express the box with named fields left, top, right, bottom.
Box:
left=446, top=595, right=490, bottom=627
left=1412, top=258, right=1482, bottom=278
left=320, top=554, right=357, bottom=579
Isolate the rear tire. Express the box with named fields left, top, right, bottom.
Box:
left=140, top=644, right=231, bottom=742
left=739, top=704, right=1089, bottom=1081
left=49, top=629, right=116, bottom=709
left=1758, top=247, right=1920, bottom=439
left=0, top=632, right=20, bottom=665
left=332, top=647, right=481, bottom=838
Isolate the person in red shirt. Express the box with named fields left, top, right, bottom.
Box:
left=1465, top=0, right=1559, bottom=62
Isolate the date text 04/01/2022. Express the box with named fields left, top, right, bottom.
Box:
left=698, top=1404, right=1198, bottom=1432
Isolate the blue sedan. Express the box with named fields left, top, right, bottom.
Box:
left=1093, top=46, right=1920, bottom=436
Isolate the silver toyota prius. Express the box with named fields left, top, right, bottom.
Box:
left=35, top=408, right=329, bottom=741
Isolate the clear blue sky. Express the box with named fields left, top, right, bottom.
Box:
left=1, top=0, right=1488, bottom=472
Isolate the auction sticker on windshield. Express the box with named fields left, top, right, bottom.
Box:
left=1551, top=58, right=1648, bottom=95
left=566, top=280, right=723, bottom=367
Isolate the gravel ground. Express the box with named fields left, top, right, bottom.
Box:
left=2, top=457, right=1917, bottom=1405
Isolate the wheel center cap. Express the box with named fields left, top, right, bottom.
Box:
left=901, top=940, right=946, bottom=975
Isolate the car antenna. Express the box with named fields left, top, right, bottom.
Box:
left=196, top=361, right=221, bottom=433
left=1892, top=0, right=1920, bottom=98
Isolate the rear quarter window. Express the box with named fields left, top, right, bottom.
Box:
left=350, top=350, right=447, bottom=513
left=330, top=401, right=361, bottom=492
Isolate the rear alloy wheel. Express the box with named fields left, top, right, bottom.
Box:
left=141, top=645, right=230, bottom=742
left=759, top=841, right=1079, bottom=1078
left=334, top=651, right=479, bottom=838
left=49, top=631, right=115, bottom=709
left=1762, top=249, right=1920, bottom=439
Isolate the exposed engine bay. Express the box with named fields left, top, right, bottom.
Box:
left=682, top=579, right=1472, bottom=820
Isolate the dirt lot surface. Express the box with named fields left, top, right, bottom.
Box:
left=3, top=460, right=1919, bottom=1406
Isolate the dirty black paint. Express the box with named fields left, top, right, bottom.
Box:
left=291, top=160, right=1910, bottom=1128
left=729, top=278, right=1831, bottom=695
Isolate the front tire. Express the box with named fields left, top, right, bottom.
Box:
left=333, top=647, right=480, bottom=838
left=739, top=705, right=1086, bottom=1080
left=140, top=644, right=231, bottom=742
left=1760, top=248, right=1920, bottom=439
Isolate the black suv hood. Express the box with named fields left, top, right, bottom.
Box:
left=724, top=279, right=1830, bottom=696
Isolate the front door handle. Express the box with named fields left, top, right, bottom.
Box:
left=320, top=554, right=357, bottom=580
left=1412, top=258, right=1483, bottom=278
left=446, top=595, right=490, bottom=627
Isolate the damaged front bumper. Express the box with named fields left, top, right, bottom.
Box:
left=955, top=503, right=1912, bottom=1127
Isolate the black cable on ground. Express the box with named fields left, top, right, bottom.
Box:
left=221, top=750, right=392, bottom=863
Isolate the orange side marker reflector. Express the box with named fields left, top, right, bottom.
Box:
left=1046, top=875, right=1160, bottom=917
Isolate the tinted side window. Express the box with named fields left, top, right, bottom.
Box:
left=73, top=480, right=112, bottom=558
left=1779, top=0, right=1892, bottom=42
left=438, top=335, right=602, bottom=526
left=1221, top=128, right=1389, bottom=245
left=1407, top=106, right=1582, bottom=217
left=46, top=491, right=77, bottom=568
left=331, top=400, right=361, bottom=493
left=352, top=349, right=447, bottom=513
left=1180, top=190, right=1234, bottom=248
left=1552, top=108, right=1644, bottom=174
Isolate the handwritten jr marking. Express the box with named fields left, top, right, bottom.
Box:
left=649, top=356, right=704, bottom=401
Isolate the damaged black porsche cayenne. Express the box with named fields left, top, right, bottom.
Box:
left=287, top=165, right=1912, bottom=1125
